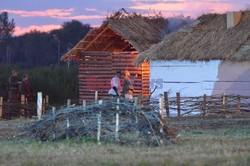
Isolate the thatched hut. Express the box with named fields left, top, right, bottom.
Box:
left=136, top=11, right=250, bottom=97
left=62, top=12, right=167, bottom=102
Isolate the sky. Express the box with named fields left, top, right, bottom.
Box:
left=0, top=0, right=249, bottom=36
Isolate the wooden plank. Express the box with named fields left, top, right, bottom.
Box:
left=164, top=92, right=170, bottom=117
left=177, top=92, right=181, bottom=117
left=203, top=94, right=206, bottom=116
left=237, top=95, right=241, bottom=113
left=0, top=97, right=3, bottom=119
left=20, top=94, right=25, bottom=117
left=80, top=52, right=110, bottom=56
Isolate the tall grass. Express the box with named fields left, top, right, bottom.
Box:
left=0, top=64, right=78, bottom=105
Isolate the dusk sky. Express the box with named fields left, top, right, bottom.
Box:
left=1, top=0, right=249, bottom=36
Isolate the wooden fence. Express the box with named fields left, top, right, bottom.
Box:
left=1, top=91, right=250, bottom=119
left=0, top=93, right=50, bottom=119
left=160, top=92, right=250, bottom=117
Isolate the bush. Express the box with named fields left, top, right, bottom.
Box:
left=0, top=64, right=78, bottom=105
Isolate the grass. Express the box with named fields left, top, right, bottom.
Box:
left=0, top=127, right=249, bottom=166
left=0, top=117, right=249, bottom=165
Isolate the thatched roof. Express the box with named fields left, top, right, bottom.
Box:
left=136, top=11, right=250, bottom=65
left=62, top=12, right=167, bottom=61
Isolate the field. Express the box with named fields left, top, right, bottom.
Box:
left=0, top=116, right=249, bottom=166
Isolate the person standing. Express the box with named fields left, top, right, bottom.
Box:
left=20, top=74, right=33, bottom=102
left=108, top=71, right=122, bottom=97
left=8, top=70, right=20, bottom=102
left=123, top=70, right=134, bottom=100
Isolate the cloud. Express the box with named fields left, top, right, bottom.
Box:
left=130, top=1, right=239, bottom=17
left=64, top=15, right=105, bottom=20
left=85, top=8, right=97, bottom=12
left=0, top=8, right=74, bottom=18
left=0, top=8, right=105, bottom=21
left=14, top=25, right=62, bottom=36
left=246, top=3, right=250, bottom=10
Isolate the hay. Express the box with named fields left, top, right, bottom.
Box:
left=136, top=11, right=250, bottom=65
left=107, top=12, right=167, bottom=52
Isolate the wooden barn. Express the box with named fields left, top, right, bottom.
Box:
left=136, top=11, right=250, bottom=98
left=62, top=13, right=167, bottom=102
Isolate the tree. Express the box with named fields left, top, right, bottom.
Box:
left=0, top=12, right=15, bottom=41
left=0, top=12, right=15, bottom=64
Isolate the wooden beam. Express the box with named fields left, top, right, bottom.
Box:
left=84, top=26, right=110, bottom=51
left=80, top=51, right=110, bottom=56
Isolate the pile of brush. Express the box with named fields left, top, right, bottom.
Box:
left=22, top=98, right=176, bottom=146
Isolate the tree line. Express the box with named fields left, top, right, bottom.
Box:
left=0, top=12, right=91, bottom=68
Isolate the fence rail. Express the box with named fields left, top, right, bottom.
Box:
left=0, top=93, right=51, bottom=119
left=160, top=93, right=250, bottom=117
left=1, top=91, right=250, bottom=119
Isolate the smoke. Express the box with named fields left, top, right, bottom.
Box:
left=246, top=4, right=250, bottom=10
left=166, top=15, right=195, bottom=34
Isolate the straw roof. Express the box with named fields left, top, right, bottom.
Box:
left=62, top=11, right=167, bottom=61
left=136, top=11, right=250, bottom=65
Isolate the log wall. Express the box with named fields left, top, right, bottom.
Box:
left=78, top=52, right=150, bottom=102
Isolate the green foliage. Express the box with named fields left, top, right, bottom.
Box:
left=0, top=12, right=91, bottom=67
left=0, top=64, right=78, bottom=105
left=0, top=12, right=15, bottom=41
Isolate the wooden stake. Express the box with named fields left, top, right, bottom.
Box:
left=66, top=117, right=70, bottom=140
left=0, top=97, right=3, bottom=119
left=115, top=98, right=120, bottom=141
left=20, top=94, right=25, bottom=117
left=97, top=100, right=102, bottom=144
left=67, top=99, right=71, bottom=108
left=95, top=91, right=98, bottom=101
left=52, top=107, right=56, bottom=140
left=237, top=95, right=241, bottom=113
left=134, top=97, right=138, bottom=105
left=42, top=98, right=46, bottom=114
left=82, top=100, right=86, bottom=111
left=45, top=95, right=49, bottom=106
left=202, top=94, right=207, bottom=116
left=159, top=97, right=165, bottom=132
left=164, top=92, right=170, bottom=117
left=176, top=92, right=181, bottom=117
left=37, top=92, right=42, bottom=120
left=222, top=93, right=226, bottom=113
left=134, top=97, right=138, bottom=124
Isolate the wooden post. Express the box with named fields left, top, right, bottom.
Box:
left=222, top=93, right=226, bottom=113
left=134, top=97, right=138, bottom=124
left=82, top=100, right=86, bottom=111
left=164, top=92, right=170, bottom=117
left=97, top=100, right=102, bottom=144
left=37, top=92, right=42, bottom=120
left=42, top=98, right=46, bottom=114
left=66, top=117, right=70, bottom=140
left=159, top=97, right=165, bottom=132
left=20, top=94, right=25, bottom=117
left=95, top=91, right=98, bottom=101
left=45, top=95, right=49, bottom=106
left=67, top=99, right=71, bottom=108
left=52, top=107, right=56, bottom=140
left=176, top=92, right=181, bottom=117
left=134, top=97, right=138, bottom=105
left=52, top=107, right=56, bottom=116
left=202, top=94, right=207, bottom=116
left=237, top=95, right=241, bottom=113
left=0, top=97, right=3, bottom=119
left=115, top=98, right=120, bottom=141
